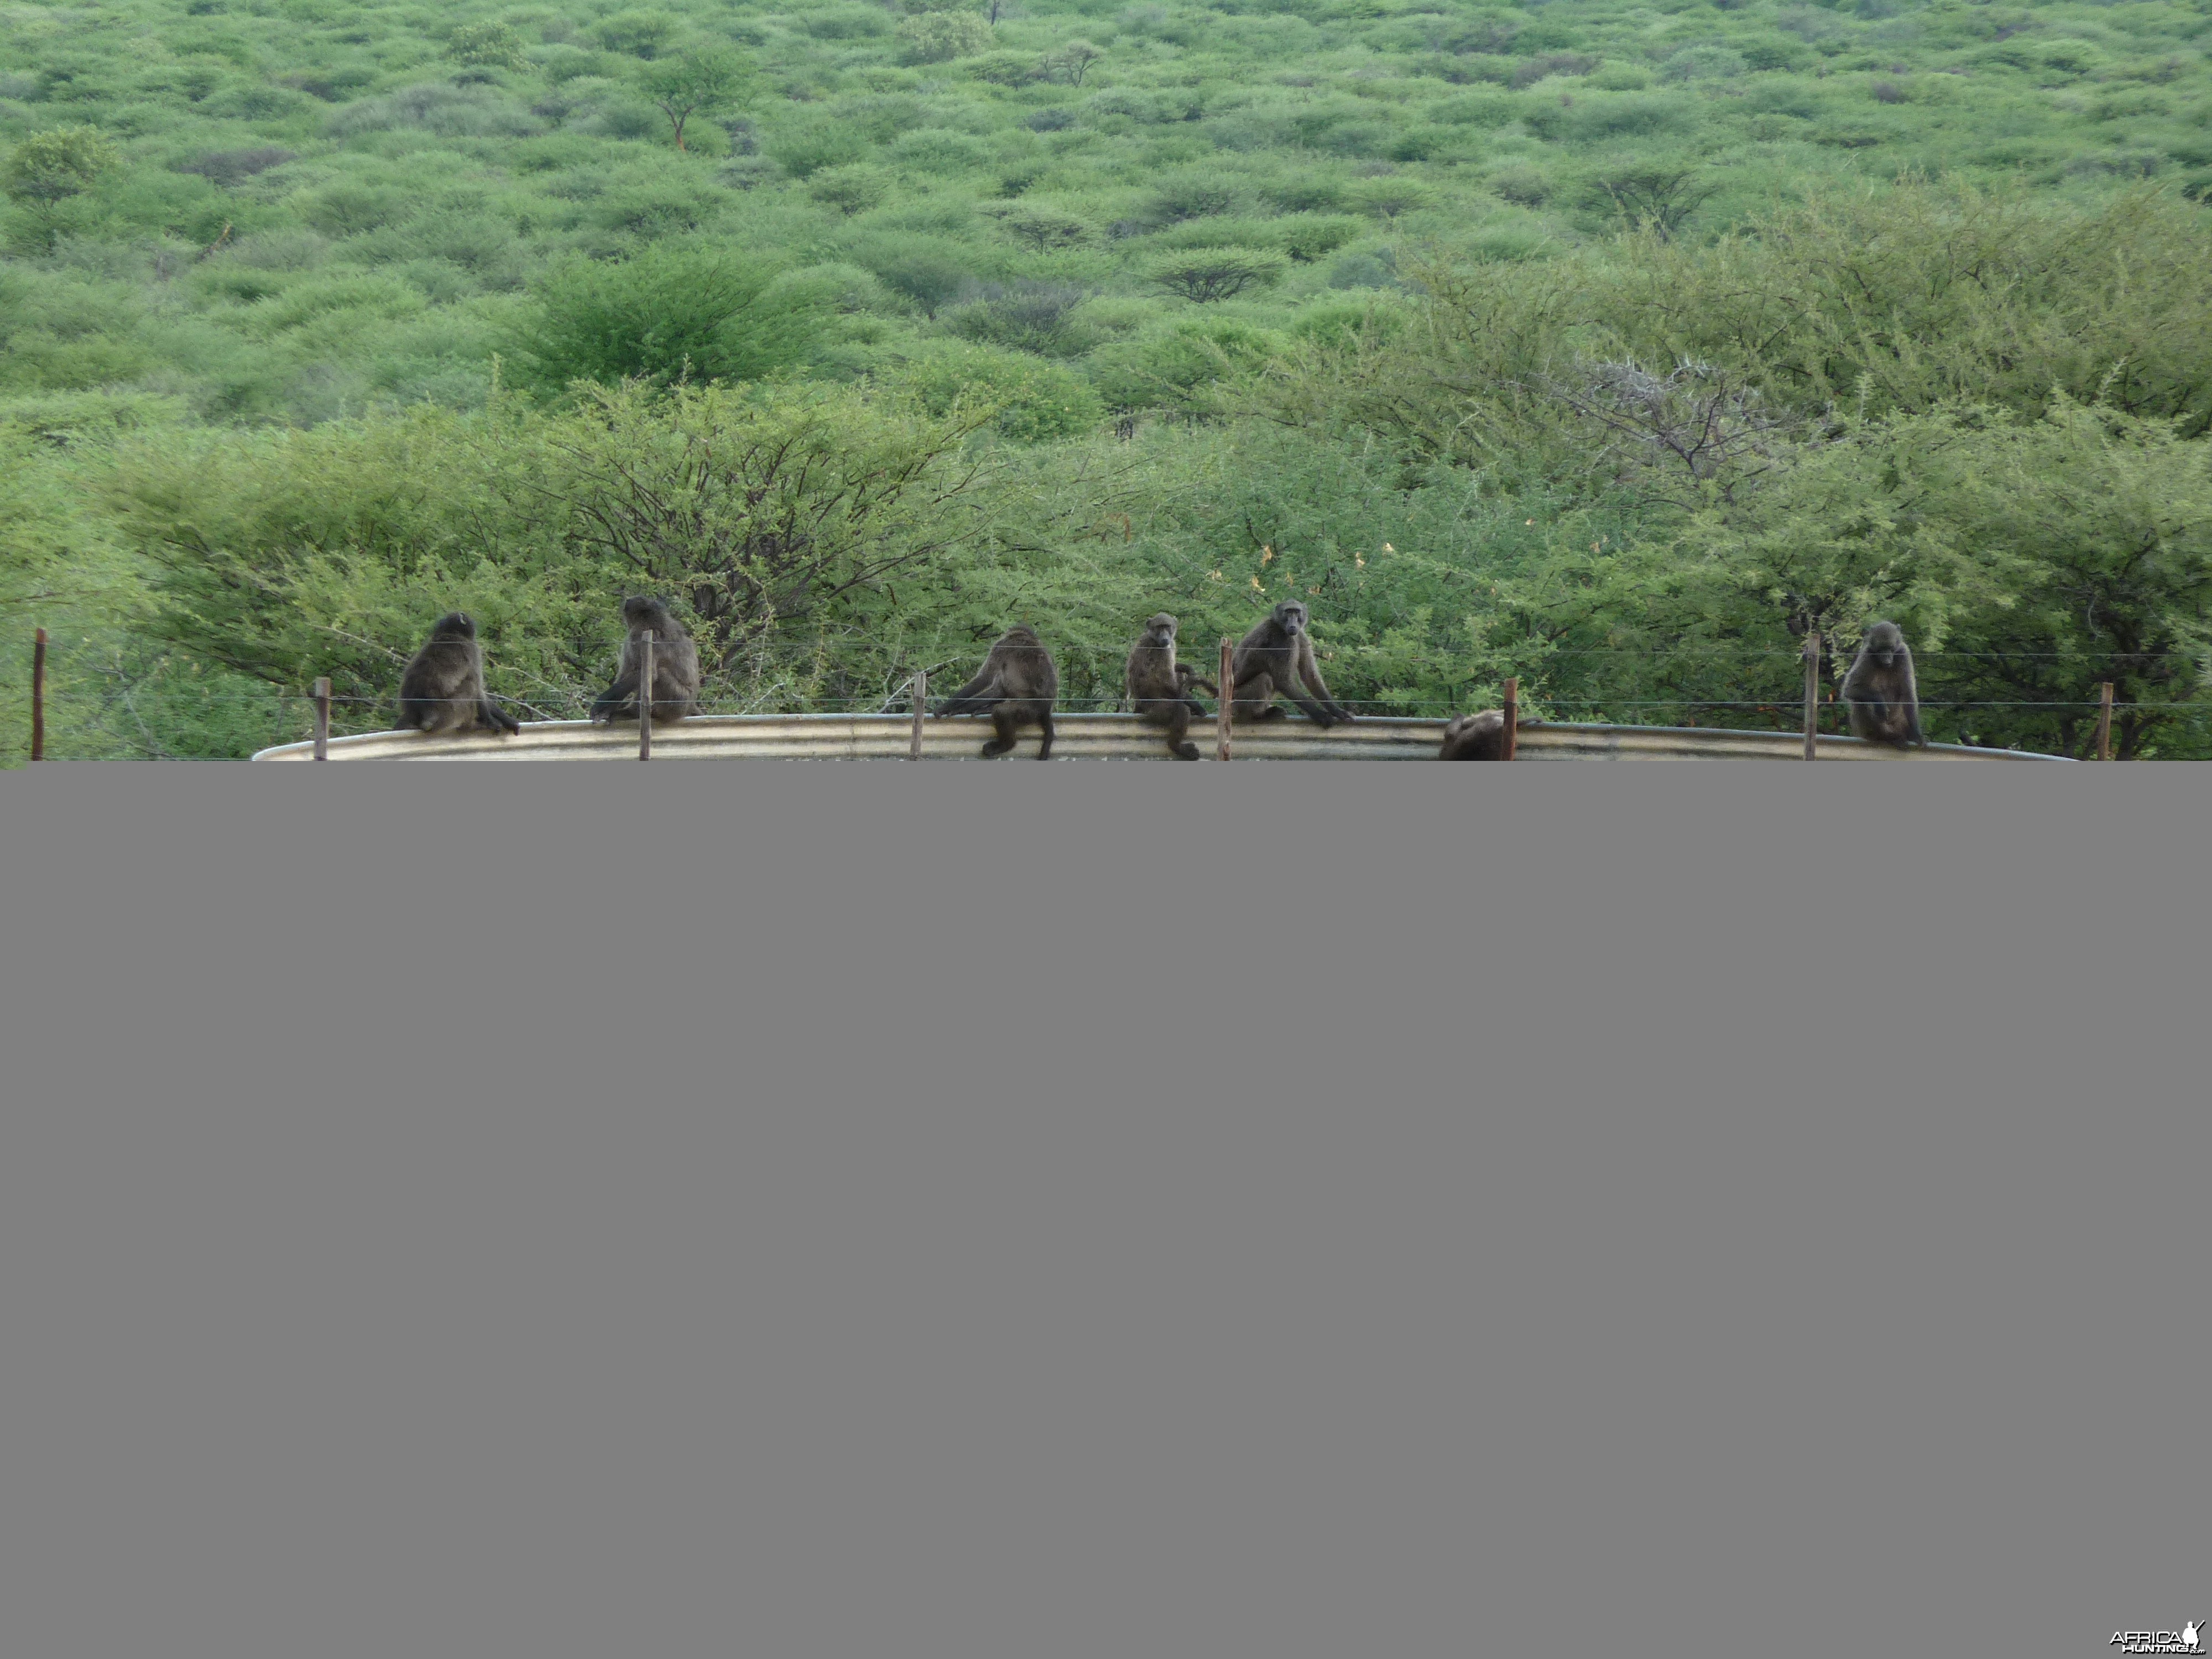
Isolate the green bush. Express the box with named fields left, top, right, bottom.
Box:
left=593, top=10, right=679, bottom=59
left=503, top=244, right=831, bottom=394
left=896, top=13, right=994, bottom=66
left=966, top=51, right=1041, bottom=88
left=100, top=383, right=999, bottom=721
left=895, top=340, right=1103, bottom=443
left=844, top=236, right=976, bottom=317
left=326, top=83, right=541, bottom=138
left=989, top=205, right=1092, bottom=252
left=801, top=8, right=891, bottom=40
left=1660, top=46, right=1747, bottom=83
left=808, top=164, right=893, bottom=216
left=298, top=184, right=406, bottom=236
left=944, top=282, right=1095, bottom=357
left=445, top=23, right=529, bottom=72
left=767, top=122, right=869, bottom=180
left=1089, top=317, right=1277, bottom=412
left=5, top=126, right=122, bottom=248
left=1272, top=215, right=1364, bottom=263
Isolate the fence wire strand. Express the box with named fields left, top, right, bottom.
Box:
left=19, top=629, right=2200, bottom=761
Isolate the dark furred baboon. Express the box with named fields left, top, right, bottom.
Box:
left=1125, top=613, right=1213, bottom=759
left=935, top=624, right=1059, bottom=758
left=398, top=612, right=520, bottom=737
left=591, top=596, right=702, bottom=726
left=1230, top=600, right=1355, bottom=728
left=1437, top=709, right=1506, bottom=760
left=1840, top=620, right=1924, bottom=749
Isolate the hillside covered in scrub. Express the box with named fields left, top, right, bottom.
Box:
left=4, top=0, right=2212, bottom=759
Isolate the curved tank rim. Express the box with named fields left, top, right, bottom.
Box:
left=251, top=713, right=2072, bottom=761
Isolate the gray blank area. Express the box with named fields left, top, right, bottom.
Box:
left=2, top=763, right=2204, bottom=1659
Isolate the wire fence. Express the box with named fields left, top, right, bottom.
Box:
left=13, top=625, right=2198, bottom=761
left=15, top=692, right=2154, bottom=711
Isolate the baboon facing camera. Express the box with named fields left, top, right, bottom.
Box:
left=1231, top=601, right=1355, bottom=728
left=398, top=612, right=520, bottom=737
left=936, top=624, right=1060, bottom=758
left=1125, top=613, right=1214, bottom=759
left=1839, top=620, right=1924, bottom=749
left=590, top=597, right=702, bottom=727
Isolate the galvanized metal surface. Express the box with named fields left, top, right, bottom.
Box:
left=252, top=714, right=2070, bottom=761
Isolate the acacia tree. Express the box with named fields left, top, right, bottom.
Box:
left=1582, top=165, right=1715, bottom=243
left=533, top=382, right=999, bottom=682
left=637, top=46, right=750, bottom=151
left=1152, top=250, right=1286, bottom=304
left=1044, top=40, right=1103, bottom=85
left=991, top=206, right=1091, bottom=253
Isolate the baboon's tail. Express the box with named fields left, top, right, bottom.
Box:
left=933, top=671, right=1004, bottom=719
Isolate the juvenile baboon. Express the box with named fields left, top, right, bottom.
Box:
left=1437, top=709, right=1506, bottom=760
left=397, top=612, right=520, bottom=737
left=1125, top=612, right=1213, bottom=759
left=590, top=596, right=702, bottom=727
left=1230, top=599, right=1355, bottom=728
left=1839, top=620, right=1924, bottom=749
left=935, top=624, right=1059, bottom=758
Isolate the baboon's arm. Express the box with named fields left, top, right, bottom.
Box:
left=1295, top=638, right=1354, bottom=721
left=589, top=669, right=639, bottom=723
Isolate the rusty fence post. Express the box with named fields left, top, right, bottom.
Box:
left=1802, top=631, right=1820, bottom=760
left=31, top=627, right=46, bottom=762
left=910, top=670, right=926, bottom=760
left=312, top=677, right=330, bottom=760
left=1217, top=638, right=1233, bottom=762
left=2097, top=682, right=2114, bottom=761
left=1501, top=677, right=1518, bottom=760
left=639, top=635, right=654, bottom=760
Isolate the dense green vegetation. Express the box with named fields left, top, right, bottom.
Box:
left=7, top=0, right=2212, bottom=758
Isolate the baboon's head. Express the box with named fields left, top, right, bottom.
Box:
left=1144, top=613, right=1178, bottom=648
left=1002, top=624, right=1042, bottom=649
left=622, top=596, right=671, bottom=630
left=430, top=612, right=476, bottom=641
left=1863, top=620, right=1906, bottom=667
left=1274, top=600, right=1310, bottom=638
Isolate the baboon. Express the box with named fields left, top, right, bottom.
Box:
left=1125, top=613, right=1214, bottom=759
left=1437, top=709, right=1506, bottom=760
left=1230, top=600, right=1355, bottom=728
left=397, top=612, right=520, bottom=737
left=1839, top=620, right=1924, bottom=749
left=935, top=624, right=1059, bottom=758
left=590, top=596, right=702, bottom=727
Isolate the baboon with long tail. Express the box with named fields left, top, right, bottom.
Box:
left=1125, top=613, right=1214, bottom=759
left=935, top=624, right=1059, bottom=758
left=398, top=612, right=520, bottom=737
